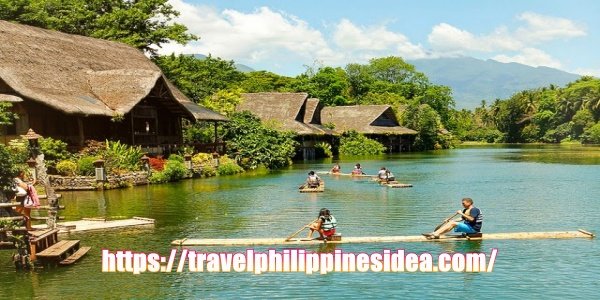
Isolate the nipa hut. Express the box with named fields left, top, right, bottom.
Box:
left=238, top=93, right=334, bottom=159
left=320, top=105, right=417, bottom=152
left=0, top=20, right=227, bottom=153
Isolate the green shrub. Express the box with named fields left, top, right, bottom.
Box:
left=217, top=155, right=243, bottom=175
left=56, top=160, right=77, bottom=176
left=39, top=137, right=71, bottom=167
left=339, top=130, right=386, bottom=156
left=7, top=139, right=29, bottom=165
left=149, top=156, right=188, bottom=183
left=581, top=123, right=600, bottom=144
left=168, top=154, right=184, bottom=163
left=102, top=140, right=143, bottom=172
left=315, top=142, right=333, bottom=158
left=148, top=171, right=169, bottom=184
left=77, top=156, right=97, bottom=176
left=200, top=165, right=217, bottom=177
left=0, top=144, right=19, bottom=191
left=223, top=111, right=298, bottom=169
left=163, top=159, right=187, bottom=181
left=192, top=152, right=213, bottom=165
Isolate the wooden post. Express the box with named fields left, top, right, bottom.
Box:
left=77, top=117, right=85, bottom=146
left=213, top=121, right=218, bottom=150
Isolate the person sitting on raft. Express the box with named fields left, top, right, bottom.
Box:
left=385, top=169, right=396, bottom=182
left=377, top=167, right=396, bottom=183
left=330, top=163, right=341, bottom=174
left=352, top=163, right=365, bottom=175
left=308, top=208, right=337, bottom=240
left=422, top=198, right=483, bottom=239
left=305, top=171, right=321, bottom=188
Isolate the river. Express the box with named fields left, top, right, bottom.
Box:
left=1, top=145, right=599, bottom=299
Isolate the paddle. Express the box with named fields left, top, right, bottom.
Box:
left=298, top=183, right=306, bottom=190
left=285, top=218, right=319, bottom=241
left=434, top=213, right=459, bottom=231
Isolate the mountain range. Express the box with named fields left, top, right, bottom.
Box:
left=408, top=57, right=581, bottom=109
left=192, top=53, right=582, bottom=109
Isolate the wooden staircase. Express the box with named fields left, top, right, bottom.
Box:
left=29, top=228, right=90, bottom=266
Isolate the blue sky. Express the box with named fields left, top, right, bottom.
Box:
left=160, top=0, right=600, bottom=76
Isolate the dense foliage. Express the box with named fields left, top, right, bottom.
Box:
left=0, top=144, right=18, bottom=191
left=39, top=137, right=71, bottom=168
left=101, top=140, right=143, bottom=173
left=148, top=155, right=188, bottom=183
left=153, top=54, right=245, bottom=103
left=0, top=0, right=196, bottom=54
left=338, top=131, right=386, bottom=156
left=216, top=155, right=244, bottom=176
left=0, top=102, right=17, bottom=125
left=222, top=112, right=298, bottom=169
left=456, top=77, right=600, bottom=144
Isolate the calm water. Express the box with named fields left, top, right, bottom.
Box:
left=1, top=145, right=599, bottom=299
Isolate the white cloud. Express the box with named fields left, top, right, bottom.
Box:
left=492, top=48, right=562, bottom=68
left=516, top=12, right=586, bottom=42
left=428, top=23, right=522, bottom=54
left=159, top=1, right=341, bottom=66
left=333, top=19, right=428, bottom=59
left=426, top=12, right=586, bottom=69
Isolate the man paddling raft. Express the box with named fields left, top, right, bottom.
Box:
left=422, top=198, right=483, bottom=239
left=304, top=171, right=321, bottom=188
left=308, top=208, right=337, bottom=240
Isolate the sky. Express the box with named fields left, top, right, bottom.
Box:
left=158, top=0, right=600, bottom=76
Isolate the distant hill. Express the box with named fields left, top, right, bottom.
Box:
left=408, top=57, right=581, bottom=109
left=192, top=54, right=255, bottom=73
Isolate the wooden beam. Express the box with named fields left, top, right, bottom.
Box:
left=172, top=230, right=595, bottom=246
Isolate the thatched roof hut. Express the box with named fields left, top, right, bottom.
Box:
left=238, top=93, right=332, bottom=135
left=0, top=20, right=226, bottom=146
left=0, top=20, right=225, bottom=120
left=320, top=105, right=417, bottom=135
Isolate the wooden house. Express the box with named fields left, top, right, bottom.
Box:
left=0, top=20, right=227, bottom=152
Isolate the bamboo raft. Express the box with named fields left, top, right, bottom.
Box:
left=299, top=181, right=325, bottom=193
left=172, top=229, right=595, bottom=246
left=372, top=178, right=413, bottom=188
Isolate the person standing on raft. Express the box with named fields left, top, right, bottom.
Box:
left=308, top=208, right=337, bottom=240
left=423, top=198, right=483, bottom=239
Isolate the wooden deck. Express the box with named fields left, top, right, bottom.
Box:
left=172, top=229, right=595, bottom=246
left=32, top=217, right=155, bottom=234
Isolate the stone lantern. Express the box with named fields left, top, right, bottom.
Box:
left=184, top=154, right=192, bottom=170
left=21, top=128, right=42, bottom=158
left=140, top=154, right=150, bottom=175
left=93, top=159, right=106, bottom=181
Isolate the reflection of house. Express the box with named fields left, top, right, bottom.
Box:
left=0, top=20, right=227, bottom=152
left=321, top=105, right=417, bottom=152
left=238, top=93, right=333, bottom=159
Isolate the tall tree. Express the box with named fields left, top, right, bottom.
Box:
left=154, top=54, right=246, bottom=103
left=0, top=0, right=196, bottom=54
